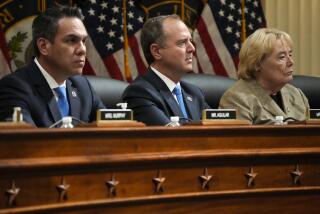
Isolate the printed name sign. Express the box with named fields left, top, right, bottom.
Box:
left=97, top=109, right=133, bottom=121
left=203, top=109, right=237, bottom=120
left=309, top=109, right=320, bottom=119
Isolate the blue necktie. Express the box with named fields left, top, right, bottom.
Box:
left=54, top=86, right=69, bottom=117
left=173, top=85, right=188, bottom=119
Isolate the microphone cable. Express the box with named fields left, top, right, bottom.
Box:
left=283, top=117, right=298, bottom=123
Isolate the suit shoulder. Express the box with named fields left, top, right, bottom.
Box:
left=124, top=75, right=155, bottom=92
left=180, top=80, right=204, bottom=94
left=284, top=83, right=307, bottom=97
left=69, top=75, right=88, bottom=82
left=0, top=68, right=30, bottom=87
left=69, top=75, right=92, bottom=87
left=285, top=83, right=301, bottom=91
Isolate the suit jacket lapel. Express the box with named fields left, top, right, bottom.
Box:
left=27, top=61, right=61, bottom=123
left=160, top=89, right=182, bottom=117
left=181, top=87, right=197, bottom=120
left=145, top=68, right=182, bottom=117
left=67, top=80, right=81, bottom=119
left=250, top=80, right=285, bottom=117
left=280, top=86, right=290, bottom=114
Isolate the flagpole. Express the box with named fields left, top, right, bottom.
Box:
left=38, top=0, right=46, bottom=12
left=122, top=0, right=132, bottom=82
left=181, top=0, right=185, bottom=21
left=241, top=0, right=246, bottom=42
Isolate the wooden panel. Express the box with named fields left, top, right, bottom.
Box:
left=0, top=125, right=320, bottom=213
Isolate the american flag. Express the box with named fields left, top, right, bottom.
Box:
left=0, top=0, right=266, bottom=81
left=193, top=0, right=266, bottom=78
left=80, top=0, right=147, bottom=81
left=0, top=27, right=12, bottom=78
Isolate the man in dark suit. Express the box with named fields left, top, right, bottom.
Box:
left=0, top=6, right=105, bottom=127
left=122, top=15, right=210, bottom=125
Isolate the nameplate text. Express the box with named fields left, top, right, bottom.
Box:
left=203, top=109, right=237, bottom=120
left=97, top=109, right=133, bottom=121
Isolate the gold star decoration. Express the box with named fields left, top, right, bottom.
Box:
left=5, top=180, right=20, bottom=207
left=106, top=173, right=119, bottom=197
left=199, top=168, right=213, bottom=190
left=153, top=170, right=166, bottom=193
left=245, top=166, right=258, bottom=187
left=290, top=164, right=303, bottom=185
left=56, top=176, right=70, bottom=201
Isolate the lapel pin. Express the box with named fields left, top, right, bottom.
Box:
left=72, top=91, right=77, bottom=97
left=187, top=96, right=193, bottom=102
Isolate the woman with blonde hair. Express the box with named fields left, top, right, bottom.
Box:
left=219, top=28, right=309, bottom=124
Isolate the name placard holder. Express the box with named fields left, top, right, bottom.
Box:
left=97, top=109, right=133, bottom=121
left=308, top=109, right=320, bottom=119
left=93, top=109, right=145, bottom=127
left=306, top=109, right=320, bottom=124
left=203, top=109, right=237, bottom=120
left=199, top=109, right=250, bottom=125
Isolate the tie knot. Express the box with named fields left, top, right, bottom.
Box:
left=173, top=85, right=182, bottom=95
left=54, top=86, right=67, bottom=98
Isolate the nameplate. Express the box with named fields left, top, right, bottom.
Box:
left=202, top=109, right=237, bottom=120
left=97, top=109, right=133, bottom=121
left=309, top=109, right=320, bottom=119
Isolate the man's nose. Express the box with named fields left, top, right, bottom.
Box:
left=77, top=41, right=86, bottom=55
left=188, top=40, right=195, bottom=53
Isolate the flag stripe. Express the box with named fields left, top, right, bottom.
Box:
left=197, top=17, right=228, bottom=76
left=83, top=59, right=96, bottom=76
left=0, top=27, right=11, bottom=78
left=104, top=55, right=124, bottom=81
left=85, top=37, right=110, bottom=77
left=193, top=51, right=203, bottom=74
left=193, top=29, right=214, bottom=75
left=200, top=4, right=237, bottom=77
left=128, top=32, right=147, bottom=75
left=203, top=9, right=237, bottom=78
left=0, top=29, right=11, bottom=67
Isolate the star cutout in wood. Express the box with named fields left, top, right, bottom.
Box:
left=5, top=180, right=20, bottom=207
left=56, top=176, right=70, bottom=201
left=199, top=168, right=213, bottom=190
left=106, top=173, right=119, bottom=197
left=153, top=170, right=166, bottom=193
left=290, top=164, right=303, bottom=185
left=245, top=166, right=258, bottom=187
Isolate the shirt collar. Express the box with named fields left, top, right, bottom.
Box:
left=150, top=66, right=180, bottom=92
left=34, top=57, right=66, bottom=89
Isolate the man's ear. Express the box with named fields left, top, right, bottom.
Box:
left=37, top=38, right=50, bottom=56
left=150, top=43, right=162, bottom=60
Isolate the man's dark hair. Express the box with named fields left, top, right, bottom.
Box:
left=32, top=6, right=83, bottom=57
left=140, top=14, right=180, bottom=65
